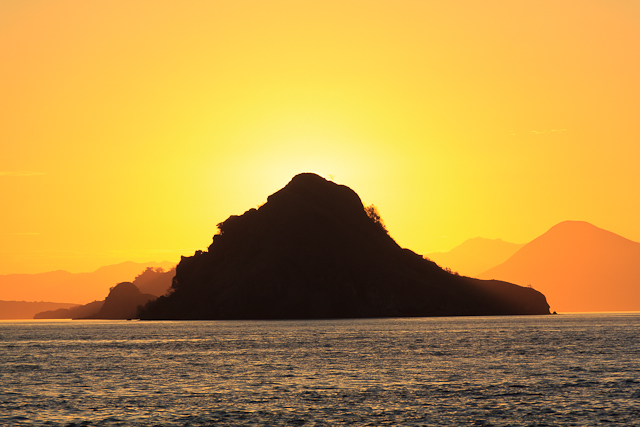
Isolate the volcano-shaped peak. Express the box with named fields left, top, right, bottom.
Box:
left=479, top=220, right=640, bottom=312
left=547, top=220, right=601, bottom=235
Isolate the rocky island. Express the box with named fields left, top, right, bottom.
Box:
left=139, top=173, right=549, bottom=319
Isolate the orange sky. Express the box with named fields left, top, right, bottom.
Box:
left=1, top=0, right=639, bottom=275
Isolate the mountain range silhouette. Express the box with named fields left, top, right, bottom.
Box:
left=33, top=266, right=175, bottom=319
left=0, top=261, right=175, bottom=305
left=140, top=173, right=549, bottom=319
left=85, top=282, right=156, bottom=319
left=426, top=238, right=524, bottom=277
left=0, top=301, right=77, bottom=320
left=479, top=221, right=640, bottom=312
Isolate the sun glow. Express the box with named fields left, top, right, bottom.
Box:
left=1, top=0, right=640, bottom=277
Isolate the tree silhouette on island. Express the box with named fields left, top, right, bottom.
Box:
left=139, top=173, right=549, bottom=319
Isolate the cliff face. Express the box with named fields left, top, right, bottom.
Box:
left=140, top=173, right=549, bottom=319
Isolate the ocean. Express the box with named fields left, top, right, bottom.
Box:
left=1, top=314, right=639, bottom=426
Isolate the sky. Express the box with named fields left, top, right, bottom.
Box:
left=1, top=0, right=639, bottom=275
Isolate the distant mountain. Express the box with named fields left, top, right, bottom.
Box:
left=478, top=221, right=640, bottom=312
left=86, top=282, right=156, bottom=319
left=0, top=261, right=175, bottom=304
left=0, top=300, right=77, bottom=319
left=36, top=282, right=157, bottom=320
left=132, top=267, right=176, bottom=297
left=425, top=238, right=524, bottom=277
left=140, top=173, right=549, bottom=319
left=33, top=267, right=175, bottom=319
left=34, top=300, right=105, bottom=319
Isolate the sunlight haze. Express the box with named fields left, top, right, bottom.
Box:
left=1, top=0, right=639, bottom=275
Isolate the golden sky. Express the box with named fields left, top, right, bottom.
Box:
left=2, top=0, right=639, bottom=274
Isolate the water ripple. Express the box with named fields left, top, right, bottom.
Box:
left=1, top=314, right=639, bottom=426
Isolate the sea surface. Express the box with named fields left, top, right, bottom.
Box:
left=1, top=314, right=639, bottom=426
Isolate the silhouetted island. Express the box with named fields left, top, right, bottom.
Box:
left=87, top=282, right=156, bottom=319
left=33, top=267, right=174, bottom=319
left=139, top=173, right=549, bottom=319
left=34, top=300, right=105, bottom=319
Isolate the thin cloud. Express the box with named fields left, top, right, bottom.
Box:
left=0, top=171, right=46, bottom=177
left=530, top=129, right=567, bottom=135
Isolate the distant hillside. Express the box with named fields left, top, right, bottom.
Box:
left=36, top=281, right=158, bottom=320
left=140, top=173, right=549, bottom=319
left=133, top=267, right=176, bottom=297
left=425, top=238, right=523, bottom=277
left=0, top=261, right=175, bottom=304
left=33, top=267, right=175, bottom=319
left=34, top=300, right=105, bottom=319
left=0, top=301, right=77, bottom=319
left=478, top=221, right=640, bottom=312
left=87, top=282, right=156, bottom=319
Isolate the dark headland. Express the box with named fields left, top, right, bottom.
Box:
left=139, top=173, right=549, bottom=319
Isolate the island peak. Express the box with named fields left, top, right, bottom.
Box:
left=140, top=175, right=549, bottom=319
